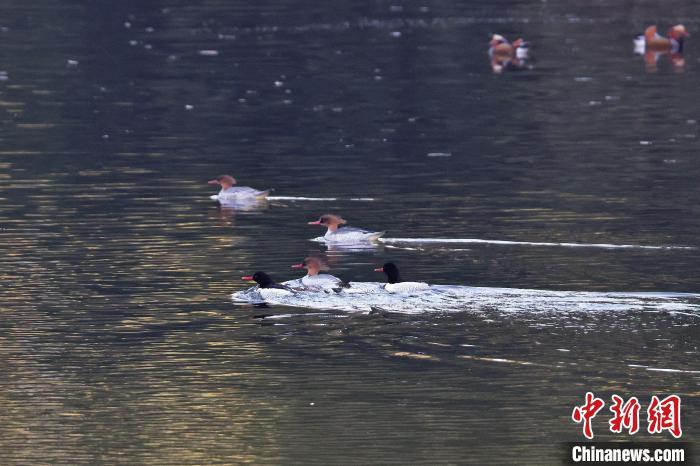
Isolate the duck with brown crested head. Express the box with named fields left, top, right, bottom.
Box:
left=308, top=214, right=384, bottom=243
left=489, top=34, right=529, bottom=73
left=208, top=174, right=270, bottom=202
left=635, top=24, right=689, bottom=72
left=291, top=256, right=350, bottom=292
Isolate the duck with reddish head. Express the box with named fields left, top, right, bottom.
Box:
left=291, top=257, right=350, bottom=292
left=489, top=34, right=530, bottom=73
left=208, top=175, right=271, bottom=203
left=308, top=214, right=384, bottom=244
left=635, top=24, right=689, bottom=72
left=374, top=262, right=430, bottom=293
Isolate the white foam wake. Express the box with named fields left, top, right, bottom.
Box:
left=379, top=238, right=695, bottom=251
left=232, top=282, right=700, bottom=316
left=267, top=196, right=375, bottom=202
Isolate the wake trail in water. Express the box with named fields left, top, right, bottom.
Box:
left=379, top=238, right=695, bottom=251
left=267, top=196, right=375, bottom=202
left=232, top=282, right=700, bottom=316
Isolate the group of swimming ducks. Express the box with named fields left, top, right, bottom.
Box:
left=208, top=175, right=430, bottom=298
left=488, top=23, right=689, bottom=73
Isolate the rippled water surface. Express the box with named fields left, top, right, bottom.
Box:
left=1, top=1, right=699, bottom=464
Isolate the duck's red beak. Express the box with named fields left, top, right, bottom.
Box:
left=291, top=263, right=305, bottom=269
left=307, top=220, right=322, bottom=225
left=241, top=275, right=254, bottom=281
left=374, top=267, right=384, bottom=272
left=208, top=179, right=220, bottom=185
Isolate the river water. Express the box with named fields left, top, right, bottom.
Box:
left=1, top=1, right=699, bottom=464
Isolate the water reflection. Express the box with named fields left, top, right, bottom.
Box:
left=2, top=0, right=700, bottom=464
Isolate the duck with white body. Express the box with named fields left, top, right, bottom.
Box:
left=374, top=262, right=430, bottom=293
left=308, top=214, right=384, bottom=244
left=241, top=271, right=296, bottom=300
left=291, top=257, right=350, bottom=292
left=208, top=175, right=270, bottom=202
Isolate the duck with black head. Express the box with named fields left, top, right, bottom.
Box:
left=291, top=257, right=350, bottom=292
left=308, top=214, right=384, bottom=243
left=374, top=262, right=430, bottom=293
left=241, top=271, right=296, bottom=300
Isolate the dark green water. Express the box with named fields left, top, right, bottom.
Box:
left=1, top=1, right=699, bottom=464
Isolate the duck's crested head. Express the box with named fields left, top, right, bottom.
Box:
left=490, top=34, right=507, bottom=47
left=669, top=24, right=689, bottom=39
left=208, top=175, right=237, bottom=189
left=291, top=256, right=328, bottom=274
left=308, top=214, right=347, bottom=227
left=511, top=38, right=527, bottom=49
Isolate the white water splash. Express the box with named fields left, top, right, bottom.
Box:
left=267, top=196, right=375, bottom=202
left=232, top=282, right=700, bottom=315
left=379, top=237, right=695, bottom=251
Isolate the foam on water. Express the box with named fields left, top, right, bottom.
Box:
left=232, top=282, right=700, bottom=315
left=267, top=196, right=375, bottom=201
left=380, top=237, right=695, bottom=251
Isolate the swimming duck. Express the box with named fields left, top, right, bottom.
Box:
left=208, top=175, right=270, bottom=201
left=635, top=24, right=689, bottom=72
left=291, top=257, right=350, bottom=292
left=308, top=214, right=384, bottom=243
left=489, top=34, right=529, bottom=73
left=639, top=24, right=689, bottom=53
left=374, top=262, right=430, bottom=293
left=242, top=272, right=295, bottom=299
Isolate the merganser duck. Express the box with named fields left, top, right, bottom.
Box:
left=374, top=262, right=430, bottom=293
left=308, top=214, right=384, bottom=243
left=489, top=34, right=529, bottom=73
left=242, top=272, right=295, bottom=299
left=291, top=257, right=350, bottom=292
left=208, top=175, right=270, bottom=202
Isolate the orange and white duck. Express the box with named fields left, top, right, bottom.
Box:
left=489, top=34, right=529, bottom=73
left=635, top=25, right=689, bottom=71
left=636, top=24, right=689, bottom=53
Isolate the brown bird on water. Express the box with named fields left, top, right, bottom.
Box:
left=488, top=34, right=529, bottom=73
left=635, top=24, right=689, bottom=72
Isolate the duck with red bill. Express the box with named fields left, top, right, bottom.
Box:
left=208, top=174, right=270, bottom=201
left=307, top=214, right=384, bottom=243
left=373, top=262, right=430, bottom=293
left=241, top=272, right=293, bottom=291
left=292, top=257, right=350, bottom=291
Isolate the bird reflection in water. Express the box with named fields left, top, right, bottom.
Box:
left=634, top=24, right=689, bottom=73
left=210, top=198, right=270, bottom=225
left=488, top=34, right=530, bottom=73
